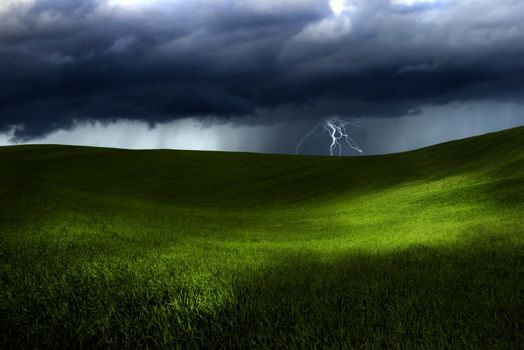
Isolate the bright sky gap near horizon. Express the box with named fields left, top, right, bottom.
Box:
left=1, top=0, right=524, bottom=155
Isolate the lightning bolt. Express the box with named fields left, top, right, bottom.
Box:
left=296, top=117, right=364, bottom=156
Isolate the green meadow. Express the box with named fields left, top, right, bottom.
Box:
left=1, top=127, right=523, bottom=348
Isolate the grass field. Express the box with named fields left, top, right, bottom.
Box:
left=1, top=126, right=523, bottom=348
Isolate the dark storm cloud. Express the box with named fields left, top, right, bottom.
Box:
left=1, top=0, right=524, bottom=139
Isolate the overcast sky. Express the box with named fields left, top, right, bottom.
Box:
left=1, top=0, right=523, bottom=155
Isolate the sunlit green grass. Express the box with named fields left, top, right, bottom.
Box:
left=1, top=127, right=523, bottom=348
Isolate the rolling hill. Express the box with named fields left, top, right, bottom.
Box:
left=1, top=126, right=523, bottom=348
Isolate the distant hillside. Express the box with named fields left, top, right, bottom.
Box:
left=1, top=125, right=523, bottom=210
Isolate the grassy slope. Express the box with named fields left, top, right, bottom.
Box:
left=0, top=127, right=523, bottom=348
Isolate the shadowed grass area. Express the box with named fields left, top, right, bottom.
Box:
left=212, top=238, right=523, bottom=349
left=1, top=126, right=523, bottom=348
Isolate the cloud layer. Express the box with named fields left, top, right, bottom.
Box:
left=1, top=0, right=524, bottom=140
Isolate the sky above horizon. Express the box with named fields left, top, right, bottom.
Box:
left=1, top=0, right=524, bottom=155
